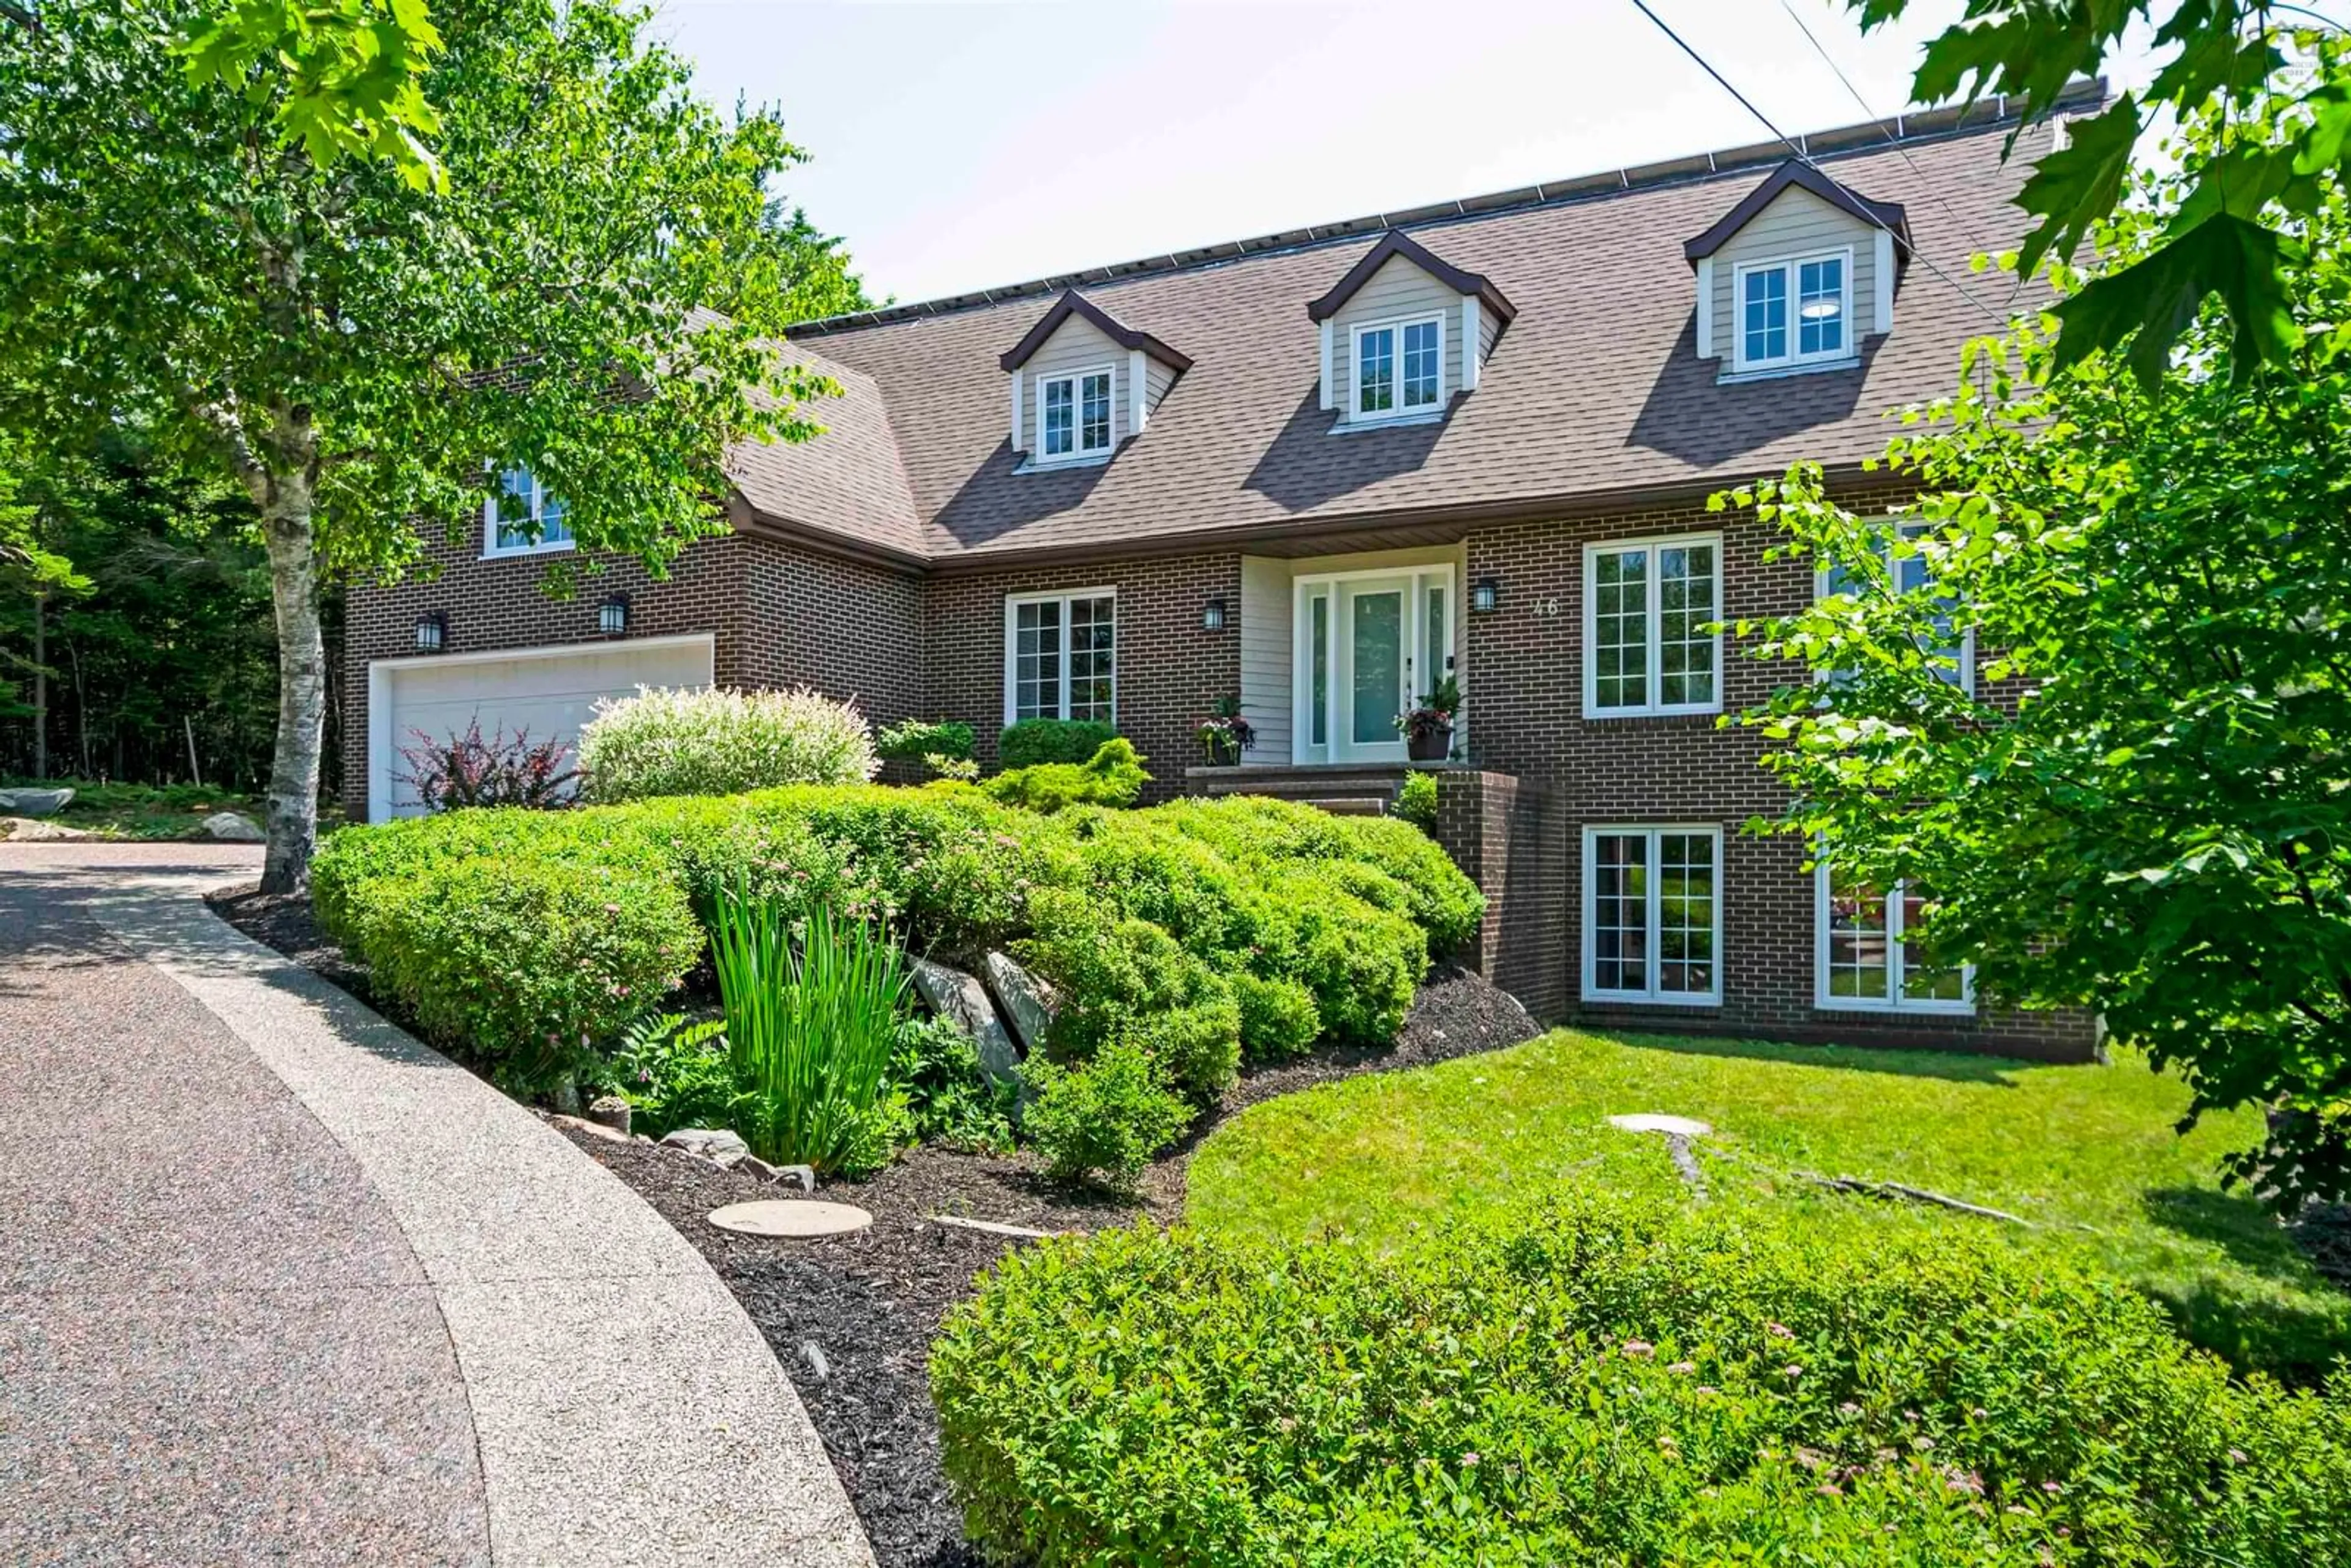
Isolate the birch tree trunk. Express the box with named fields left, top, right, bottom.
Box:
left=258, top=470, right=324, bottom=893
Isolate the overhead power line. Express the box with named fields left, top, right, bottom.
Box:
left=1627, top=0, right=2014, bottom=332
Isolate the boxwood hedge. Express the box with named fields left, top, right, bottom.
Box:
left=931, top=1193, right=2351, bottom=1567
left=309, top=788, right=1483, bottom=1112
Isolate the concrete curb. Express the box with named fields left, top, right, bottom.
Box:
left=59, top=858, right=873, bottom=1568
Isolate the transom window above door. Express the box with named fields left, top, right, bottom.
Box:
left=1735, top=250, right=1851, bottom=373
left=1005, top=589, right=1116, bottom=724
left=1584, top=533, right=1721, bottom=717
left=1352, top=315, right=1444, bottom=419
left=484, top=465, right=573, bottom=558
left=1036, top=367, right=1114, bottom=462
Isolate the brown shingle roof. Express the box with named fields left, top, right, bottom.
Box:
left=764, top=91, right=2093, bottom=567
left=727, top=337, right=924, bottom=563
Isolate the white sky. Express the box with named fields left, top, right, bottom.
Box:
left=648, top=0, right=2171, bottom=309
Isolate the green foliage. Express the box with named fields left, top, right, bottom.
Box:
left=1730, top=104, right=2351, bottom=1207
left=709, top=884, right=909, bottom=1177
left=1392, top=769, right=1439, bottom=836
left=889, top=1013, right=1017, bottom=1152
left=1020, top=890, right=1240, bottom=1105
left=577, top=686, right=877, bottom=803
left=875, top=718, right=975, bottom=762
left=334, top=844, right=702, bottom=1095
left=981, top=737, right=1149, bottom=814
left=935, top=1190, right=2351, bottom=1567
left=1019, top=1038, right=1191, bottom=1190
left=1230, top=972, right=1319, bottom=1062
left=1848, top=2, right=2338, bottom=381
left=999, top=717, right=1118, bottom=768
left=601, top=1010, right=732, bottom=1139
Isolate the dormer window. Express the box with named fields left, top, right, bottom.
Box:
left=1354, top=315, right=1444, bottom=419
left=1039, top=366, right=1114, bottom=460
left=1308, top=230, right=1515, bottom=426
left=1000, top=290, right=1192, bottom=468
left=1736, top=250, right=1850, bottom=372
left=484, top=465, right=572, bottom=558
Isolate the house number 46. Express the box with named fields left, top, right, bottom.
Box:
left=1532, top=596, right=1563, bottom=617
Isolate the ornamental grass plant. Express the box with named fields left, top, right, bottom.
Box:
left=708, top=878, right=909, bottom=1174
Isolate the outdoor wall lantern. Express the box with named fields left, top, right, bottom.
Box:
left=1201, top=597, right=1227, bottom=631
left=1471, top=578, right=1501, bottom=615
left=599, top=594, right=631, bottom=636
left=414, top=611, right=447, bottom=653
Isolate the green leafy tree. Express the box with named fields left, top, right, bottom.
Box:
left=1733, top=78, right=2351, bottom=1207
left=0, top=1, right=866, bottom=887
left=1851, top=2, right=2351, bottom=381
left=0, top=438, right=90, bottom=735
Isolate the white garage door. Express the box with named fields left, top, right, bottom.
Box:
left=367, top=634, right=714, bottom=820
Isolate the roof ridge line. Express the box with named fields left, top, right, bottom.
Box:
left=794, top=77, right=2103, bottom=339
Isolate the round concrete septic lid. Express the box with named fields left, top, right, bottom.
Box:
left=706, top=1199, right=872, bottom=1238
left=1608, top=1113, right=1714, bottom=1138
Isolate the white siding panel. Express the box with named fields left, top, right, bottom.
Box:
left=1706, top=186, right=1878, bottom=360
left=1330, top=255, right=1465, bottom=421
left=1239, top=555, right=1292, bottom=765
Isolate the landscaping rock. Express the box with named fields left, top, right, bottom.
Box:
left=911, top=956, right=1021, bottom=1089
left=774, top=1164, right=817, bottom=1195
left=586, top=1095, right=632, bottom=1136
left=982, top=951, right=1057, bottom=1055
left=193, top=810, right=264, bottom=842
left=545, top=1111, right=629, bottom=1145
left=0, top=786, right=73, bottom=817
left=661, top=1127, right=749, bottom=1168
left=0, top=816, right=89, bottom=842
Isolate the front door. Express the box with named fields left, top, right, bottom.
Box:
left=1335, top=577, right=1412, bottom=763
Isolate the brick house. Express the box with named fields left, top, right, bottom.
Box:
left=343, top=86, right=2104, bottom=1060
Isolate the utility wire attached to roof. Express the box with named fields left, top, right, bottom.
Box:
left=1627, top=0, right=2013, bottom=332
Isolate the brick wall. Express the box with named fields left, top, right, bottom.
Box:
left=1457, top=495, right=2096, bottom=1061
left=1431, top=769, right=1571, bottom=1020
left=923, top=552, right=1242, bottom=796
left=740, top=539, right=926, bottom=730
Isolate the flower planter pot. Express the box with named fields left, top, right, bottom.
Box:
left=1406, top=726, right=1452, bottom=763
left=1202, top=738, right=1242, bottom=767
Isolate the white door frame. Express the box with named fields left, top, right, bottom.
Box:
left=1290, top=563, right=1455, bottom=764
left=367, top=631, right=716, bottom=823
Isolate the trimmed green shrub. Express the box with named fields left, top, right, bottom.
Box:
left=1393, top=768, right=1439, bottom=835
left=1000, top=716, right=1117, bottom=768
left=1231, top=972, right=1319, bottom=1061
left=890, top=1014, right=1016, bottom=1152
left=876, top=717, right=975, bottom=762
left=1020, top=1038, right=1191, bottom=1189
left=343, top=850, right=702, bottom=1095
left=983, top=737, right=1150, bottom=814
left=934, top=1193, right=2351, bottom=1568
left=1019, top=889, right=1240, bottom=1105
left=577, top=685, right=878, bottom=802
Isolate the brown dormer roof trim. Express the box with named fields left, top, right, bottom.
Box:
left=1682, top=160, right=1911, bottom=264
left=1305, top=228, right=1518, bottom=324
left=997, top=289, right=1194, bottom=373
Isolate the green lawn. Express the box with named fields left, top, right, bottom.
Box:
left=1187, top=1028, right=2351, bottom=1380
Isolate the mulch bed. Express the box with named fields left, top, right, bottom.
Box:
left=207, top=879, right=1545, bottom=1565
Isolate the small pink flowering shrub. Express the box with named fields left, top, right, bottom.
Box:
left=931, top=1192, right=2351, bottom=1567
left=396, top=719, right=579, bottom=811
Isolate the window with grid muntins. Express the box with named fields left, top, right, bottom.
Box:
left=1587, top=536, right=1719, bottom=716
left=487, top=466, right=572, bottom=556
left=1357, top=326, right=1395, bottom=415
left=1586, top=826, right=1720, bottom=1004
left=1401, top=319, right=1441, bottom=409
left=1037, top=370, right=1113, bottom=461
left=1738, top=250, right=1850, bottom=372
left=1819, top=866, right=1970, bottom=1011
left=1006, top=590, right=1116, bottom=724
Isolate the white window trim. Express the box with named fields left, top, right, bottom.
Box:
left=1732, top=247, right=1854, bottom=375
left=1581, top=823, right=1723, bottom=1007
left=1813, top=522, right=1975, bottom=696
left=1002, top=586, right=1118, bottom=727
left=1032, top=364, right=1117, bottom=465
left=1813, top=863, right=1976, bottom=1015
left=481, top=468, right=576, bottom=560
left=1582, top=531, right=1724, bottom=719
left=1348, top=312, right=1446, bottom=422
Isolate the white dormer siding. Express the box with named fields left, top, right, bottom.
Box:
left=1701, top=185, right=1889, bottom=377
left=1327, top=254, right=1500, bottom=423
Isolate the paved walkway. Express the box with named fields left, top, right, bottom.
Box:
left=0, top=843, right=872, bottom=1567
